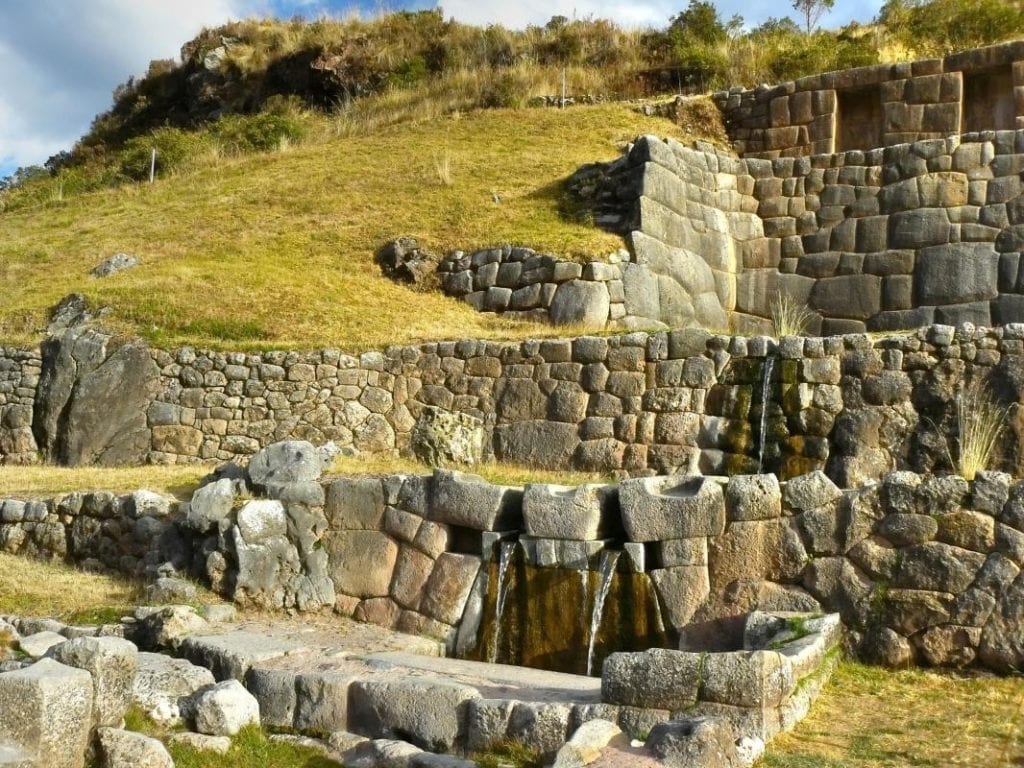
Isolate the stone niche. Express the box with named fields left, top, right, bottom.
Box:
left=963, top=66, right=1016, bottom=133
left=836, top=86, right=882, bottom=153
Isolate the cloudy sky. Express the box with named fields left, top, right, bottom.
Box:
left=0, top=0, right=882, bottom=177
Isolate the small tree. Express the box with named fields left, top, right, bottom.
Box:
left=792, top=0, right=835, bottom=33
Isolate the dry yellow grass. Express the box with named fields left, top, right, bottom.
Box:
left=329, top=453, right=614, bottom=486
left=0, top=465, right=206, bottom=499
left=0, top=105, right=690, bottom=351
left=762, top=662, right=1024, bottom=767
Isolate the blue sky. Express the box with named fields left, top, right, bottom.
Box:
left=0, top=0, right=883, bottom=178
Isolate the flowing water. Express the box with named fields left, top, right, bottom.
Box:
left=586, top=550, right=620, bottom=676
left=757, top=355, right=776, bottom=473
left=487, top=540, right=517, bottom=664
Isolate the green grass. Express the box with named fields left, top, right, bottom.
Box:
left=0, top=105, right=691, bottom=351
left=167, top=726, right=339, bottom=768
left=0, top=464, right=205, bottom=499
left=761, top=662, right=1024, bottom=767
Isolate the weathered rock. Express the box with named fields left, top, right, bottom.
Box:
left=348, top=677, right=480, bottom=752
left=33, top=328, right=160, bottom=466
left=419, top=553, right=481, bottom=626
left=46, top=293, right=93, bottom=334
left=724, top=474, right=781, bottom=521
left=47, top=636, right=138, bottom=727
left=619, top=476, right=725, bottom=542
left=783, top=471, right=841, bottom=512
left=646, top=717, right=743, bottom=768
left=700, top=651, right=795, bottom=708
left=859, top=626, right=914, bottom=668
left=95, top=727, right=173, bottom=768
left=247, top=440, right=324, bottom=493
left=494, top=421, right=581, bottom=467
left=135, top=606, right=209, bottom=650
left=431, top=469, right=522, bottom=531
left=549, top=280, right=611, bottom=328
left=17, top=632, right=66, bottom=658
left=132, top=652, right=215, bottom=726
left=91, top=253, right=139, bottom=279
left=327, top=530, right=398, bottom=598
left=602, top=649, right=701, bottom=710
left=650, top=566, right=710, bottom=629
left=523, top=484, right=618, bottom=540
left=192, top=679, right=260, bottom=736
left=507, top=701, right=574, bottom=761
left=378, top=237, right=437, bottom=285
left=0, top=658, right=93, bottom=768
left=185, top=478, right=236, bottom=532
left=411, top=407, right=484, bottom=466
left=552, top=718, right=621, bottom=767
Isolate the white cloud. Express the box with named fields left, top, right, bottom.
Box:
left=0, top=0, right=249, bottom=172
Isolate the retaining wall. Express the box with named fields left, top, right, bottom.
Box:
left=5, top=324, right=1024, bottom=483
left=712, top=40, right=1024, bottom=159
left=2, top=465, right=1021, bottom=672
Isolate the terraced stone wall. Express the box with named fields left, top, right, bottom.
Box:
left=0, top=347, right=40, bottom=465
left=6, top=324, right=1024, bottom=487
left=712, top=41, right=1024, bottom=159
left=3, top=466, right=1022, bottom=673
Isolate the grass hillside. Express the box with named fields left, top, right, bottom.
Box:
left=0, top=105, right=692, bottom=350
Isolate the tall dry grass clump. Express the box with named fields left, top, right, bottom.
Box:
left=770, top=293, right=814, bottom=337
left=952, top=382, right=1011, bottom=481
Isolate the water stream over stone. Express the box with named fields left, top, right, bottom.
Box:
left=757, top=355, right=776, bottom=473
left=487, top=540, right=517, bottom=664
left=586, top=550, right=620, bottom=676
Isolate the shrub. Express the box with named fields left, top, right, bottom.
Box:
left=119, top=127, right=215, bottom=181
left=211, top=112, right=308, bottom=155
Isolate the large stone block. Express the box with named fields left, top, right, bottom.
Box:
left=650, top=566, right=710, bottom=629
left=348, top=677, right=480, bottom=752
left=132, top=652, right=215, bottom=726
left=95, top=728, right=173, bottom=768
left=327, top=530, right=398, bottom=598
left=522, top=484, right=618, bottom=540
left=602, top=649, right=701, bottom=710
left=725, top=474, right=782, bottom=521
left=494, top=420, right=580, bottom=469
left=431, top=469, right=522, bottom=531
left=699, top=650, right=795, bottom=708
left=47, top=637, right=138, bottom=728
left=191, top=679, right=260, bottom=736
left=549, top=280, right=610, bottom=328
left=889, top=208, right=951, bottom=249
left=915, top=243, right=999, bottom=305
left=411, top=407, right=484, bottom=466
left=248, top=440, right=324, bottom=491
left=0, top=658, right=93, bottom=768
left=419, top=553, right=481, bottom=626
left=326, top=478, right=385, bottom=530
left=810, top=275, right=882, bottom=320
left=619, top=476, right=725, bottom=542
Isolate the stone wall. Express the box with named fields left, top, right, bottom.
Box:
left=442, top=129, right=1024, bottom=335
left=6, top=323, right=1024, bottom=486
left=3, top=462, right=1021, bottom=672
left=0, top=347, right=40, bottom=465
left=712, top=41, right=1024, bottom=159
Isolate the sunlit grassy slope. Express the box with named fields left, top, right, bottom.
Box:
left=0, top=105, right=690, bottom=351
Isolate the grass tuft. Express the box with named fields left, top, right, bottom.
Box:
left=952, top=382, right=1011, bottom=481
left=770, top=293, right=814, bottom=338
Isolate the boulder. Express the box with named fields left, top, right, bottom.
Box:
left=602, top=649, right=701, bottom=710
left=247, top=440, right=325, bottom=493
left=46, top=293, right=93, bottom=334
left=95, top=728, right=172, bottom=768
left=33, top=328, right=160, bottom=466
left=327, top=530, right=398, bottom=598
left=17, top=632, right=66, bottom=658
left=377, top=237, right=437, bottom=285
left=184, top=478, right=236, bottom=532
left=132, top=652, right=215, bottom=726
left=135, top=606, right=209, bottom=650
left=411, top=406, right=485, bottom=466
left=0, top=658, right=94, bottom=768
left=91, top=253, right=139, bottom=279
left=192, top=679, right=260, bottom=736
left=783, top=470, right=841, bottom=512
left=431, top=469, right=522, bottom=531
left=646, top=717, right=743, bottom=768
left=724, top=474, right=781, bottom=521
left=419, top=553, right=481, bottom=626
left=47, top=636, right=138, bottom=727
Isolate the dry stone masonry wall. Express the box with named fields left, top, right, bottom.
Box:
left=6, top=324, right=1024, bottom=486
left=713, top=40, right=1024, bottom=159
left=2, top=454, right=1021, bottom=674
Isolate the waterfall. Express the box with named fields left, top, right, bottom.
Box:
left=586, top=550, right=620, bottom=676
left=487, top=540, right=517, bottom=664
left=757, top=355, right=776, bottom=473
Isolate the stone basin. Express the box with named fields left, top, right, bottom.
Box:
left=618, top=475, right=725, bottom=542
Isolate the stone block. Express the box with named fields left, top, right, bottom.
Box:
left=650, top=566, right=710, bottom=629
left=889, top=208, right=950, bottom=249
left=700, top=650, right=795, bottom=708
left=549, top=281, right=610, bottom=329
left=348, top=677, right=480, bottom=752
left=326, top=531, right=398, bottom=598
left=431, top=469, right=522, bottom=531
left=47, top=636, right=137, bottom=727
left=810, top=275, right=881, bottom=320
left=522, top=483, right=618, bottom=540
left=95, top=728, right=173, bottom=768
left=326, top=478, right=385, bottom=530
left=618, top=476, right=725, bottom=542
left=419, top=553, right=481, bottom=626
left=602, top=649, right=701, bottom=710
left=915, top=243, right=998, bottom=305
left=0, top=658, right=93, bottom=768
left=192, top=679, right=260, bottom=736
